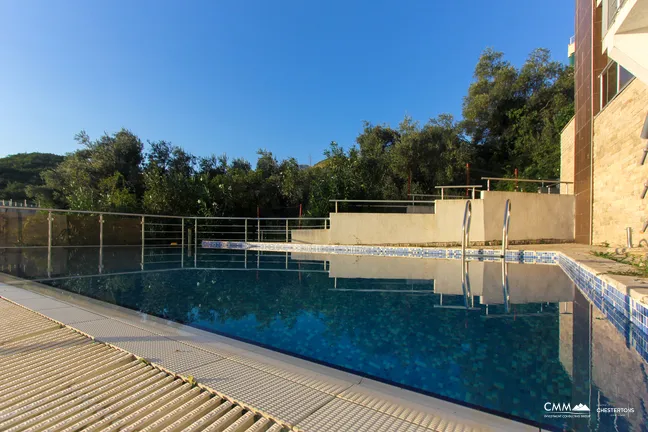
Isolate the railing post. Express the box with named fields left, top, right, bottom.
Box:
left=194, top=218, right=198, bottom=267
left=47, top=211, right=52, bottom=277
left=487, top=179, right=491, bottom=191
left=335, top=201, right=338, bottom=213
left=501, top=199, right=511, bottom=258
left=99, top=213, right=104, bottom=273
left=461, top=200, right=472, bottom=258
left=244, top=218, right=248, bottom=242
left=441, top=189, right=444, bottom=200
left=181, top=218, right=185, bottom=268
left=141, top=216, right=145, bottom=270
left=285, top=219, right=289, bottom=243
left=471, top=187, right=476, bottom=199
left=257, top=219, right=261, bottom=242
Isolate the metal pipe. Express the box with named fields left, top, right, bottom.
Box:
left=641, top=112, right=648, bottom=139
left=99, top=214, right=104, bottom=273
left=487, top=179, right=491, bottom=191
left=441, top=189, right=444, bottom=200
left=0, top=205, right=330, bottom=221
left=641, top=144, right=648, bottom=165
left=642, top=181, right=648, bottom=199
left=140, top=216, right=145, bottom=269
left=461, top=200, right=472, bottom=258
left=47, top=211, right=52, bottom=276
left=244, top=219, right=248, bottom=242
left=501, top=259, right=510, bottom=314
left=285, top=219, right=289, bottom=242
left=501, top=199, right=511, bottom=257
left=626, top=227, right=633, bottom=248
left=335, top=201, right=338, bottom=213
left=194, top=218, right=198, bottom=267
left=257, top=219, right=261, bottom=242
left=461, top=255, right=472, bottom=309
left=181, top=218, right=184, bottom=268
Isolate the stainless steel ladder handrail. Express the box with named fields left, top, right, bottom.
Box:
left=501, top=258, right=510, bottom=313
left=461, top=253, right=473, bottom=308
left=501, top=199, right=511, bottom=257
left=461, top=200, right=472, bottom=258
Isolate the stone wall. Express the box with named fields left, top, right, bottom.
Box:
left=592, top=78, right=648, bottom=246
left=560, top=117, right=575, bottom=194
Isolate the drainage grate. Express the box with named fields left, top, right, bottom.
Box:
left=0, top=298, right=285, bottom=432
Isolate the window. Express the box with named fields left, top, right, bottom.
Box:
left=600, top=61, right=634, bottom=109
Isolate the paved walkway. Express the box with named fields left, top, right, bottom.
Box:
left=0, top=275, right=537, bottom=432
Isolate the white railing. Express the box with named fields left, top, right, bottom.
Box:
left=0, top=199, right=39, bottom=208
left=0, top=206, right=329, bottom=276
left=482, top=177, right=574, bottom=194
left=435, top=185, right=482, bottom=200
left=329, top=199, right=435, bottom=213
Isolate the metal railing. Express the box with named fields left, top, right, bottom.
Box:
left=461, top=200, right=471, bottom=258
left=435, top=185, right=482, bottom=200
left=501, top=259, right=510, bottom=313
left=330, top=199, right=436, bottom=213
left=0, top=206, right=330, bottom=276
left=501, top=199, right=511, bottom=258
left=482, top=177, right=573, bottom=194
left=0, top=199, right=39, bottom=208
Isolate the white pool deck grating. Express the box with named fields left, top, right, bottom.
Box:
left=0, top=276, right=543, bottom=432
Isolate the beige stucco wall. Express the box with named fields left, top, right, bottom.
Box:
left=328, top=212, right=441, bottom=245
left=290, top=229, right=331, bottom=244
left=481, top=191, right=575, bottom=242
left=592, top=78, right=648, bottom=246
left=292, top=253, right=573, bottom=304
left=299, top=192, right=574, bottom=245
left=560, top=117, right=575, bottom=194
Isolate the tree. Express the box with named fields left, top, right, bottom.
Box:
left=0, top=153, right=64, bottom=202
left=39, top=129, right=143, bottom=211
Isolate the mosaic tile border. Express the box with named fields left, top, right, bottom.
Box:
left=202, top=240, right=648, bottom=362
left=557, top=253, right=648, bottom=362
left=201, top=240, right=559, bottom=264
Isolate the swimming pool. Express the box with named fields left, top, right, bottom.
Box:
left=2, top=246, right=647, bottom=431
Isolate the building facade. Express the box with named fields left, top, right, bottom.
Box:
left=562, top=0, right=648, bottom=246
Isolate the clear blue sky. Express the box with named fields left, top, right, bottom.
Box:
left=0, top=0, right=574, bottom=165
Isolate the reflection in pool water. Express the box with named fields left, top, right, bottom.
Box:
left=1, top=246, right=647, bottom=431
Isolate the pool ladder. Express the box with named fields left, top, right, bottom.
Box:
left=461, top=200, right=471, bottom=258
left=501, top=199, right=511, bottom=257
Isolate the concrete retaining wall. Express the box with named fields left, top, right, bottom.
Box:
left=291, top=192, right=575, bottom=246
left=481, top=191, right=575, bottom=241
left=290, top=229, right=331, bottom=244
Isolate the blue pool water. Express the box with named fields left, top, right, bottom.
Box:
left=2, top=246, right=647, bottom=431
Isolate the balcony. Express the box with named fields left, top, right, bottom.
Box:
left=602, top=0, right=648, bottom=85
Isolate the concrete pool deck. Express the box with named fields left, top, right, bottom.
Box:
left=0, top=273, right=542, bottom=432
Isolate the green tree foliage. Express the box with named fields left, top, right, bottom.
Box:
left=462, top=48, right=574, bottom=185
left=0, top=153, right=64, bottom=201
left=1, top=47, right=573, bottom=215
left=37, top=129, right=143, bottom=210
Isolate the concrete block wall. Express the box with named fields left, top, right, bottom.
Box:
left=591, top=78, right=648, bottom=246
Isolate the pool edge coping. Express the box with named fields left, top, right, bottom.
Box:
left=0, top=273, right=541, bottom=432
